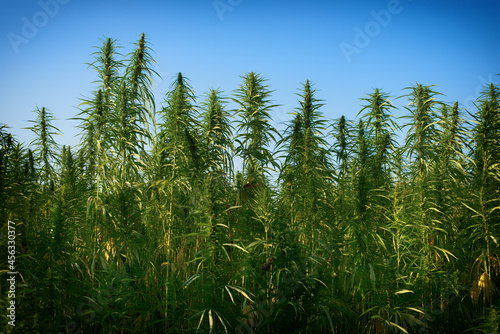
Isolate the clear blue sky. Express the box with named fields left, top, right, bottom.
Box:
left=1, top=0, right=499, bottom=148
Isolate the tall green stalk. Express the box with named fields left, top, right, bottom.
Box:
left=26, top=107, right=61, bottom=194
left=278, top=80, right=329, bottom=246
left=201, top=88, right=233, bottom=178
left=359, top=88, right=398, bottom=188
left=400, top=83, right=447, bottom=316
left=233, top=72, right=279, bottom=184
left=469, top=83, right=500, bottom=310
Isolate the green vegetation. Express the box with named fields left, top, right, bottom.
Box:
left=1, top=34, right=499, bottom=333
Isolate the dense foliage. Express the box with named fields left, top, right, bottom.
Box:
left=1, top=34, right=499, bottom=333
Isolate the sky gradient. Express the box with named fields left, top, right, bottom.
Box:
left=1, top=0, right=499, bottom=148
